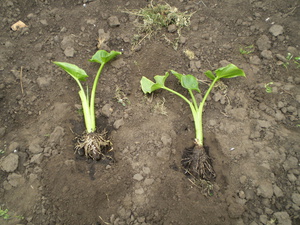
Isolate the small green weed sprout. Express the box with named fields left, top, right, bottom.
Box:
left=264, top=82, right=274, bottom=93
left=0, top=208, right=10, bottom=220
left=141, top=64, right=245, bottom=180
left=239, top=45, right=254, bottom=55
left=282, top=53, right=300, bottom=69
left=0, top=208, right=23, bottom=220
left=54, top=50, right=121, bottom=160
left=115, top=86, right=130, bottom=106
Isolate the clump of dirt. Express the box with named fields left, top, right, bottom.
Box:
left=75, top=131, right=113, bottom=161
left=182, top=144, right=216, bottom=181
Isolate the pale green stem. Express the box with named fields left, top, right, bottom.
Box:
left=75, top=79, right=93, bottom=133
left=188, top=89, right=198, bottom=109
left=89, top=62, right=106, bottom=132
left=163, top=86, right=198, bottom=139
left=195, top=78, right=219, bottom=146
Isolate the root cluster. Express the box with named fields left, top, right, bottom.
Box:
left=75, top=131, right=113, bottom=161
left=182, top=144, right=216, bottom=181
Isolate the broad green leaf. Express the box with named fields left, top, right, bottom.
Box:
left=181, top=75, right=200, bottom=92
left=154, top=72, right=170, bottom=86
left=89, top=50, right=121, bottom=64
left=140, top=76, right=164, bottom=94
left=170, top=70, right=183, bottom=80
left=204, top=70, right=215, bottom=80
left=171, top=70, right=200, bottom=92
left=53, top=61, right=88, bottom=81
left=215, top=64, right=246, bottom=79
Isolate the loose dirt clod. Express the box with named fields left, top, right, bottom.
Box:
left=75, top=131, right=113, bottom=161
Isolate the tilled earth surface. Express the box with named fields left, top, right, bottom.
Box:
left=0, top=0, right=300, bottom=224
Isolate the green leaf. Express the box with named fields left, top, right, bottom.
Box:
left=53, top=62, right=88, bottom=81
left=140, top=75, right=167, bottom=94
left=89, top=50, right=122, bottom=64
left=170, top=70, right=183, bottom=80
left=171, top=70, right=200, bottom=92
left=204, top=70, right=215, bottom=80
left=215, top=64, right=246, bottom=79
left=154, top=72, right=170, bottom=86
left=181, top=75, right=200, bottom=92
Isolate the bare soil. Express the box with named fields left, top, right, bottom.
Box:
left=0, top=0, right=300, bottom=224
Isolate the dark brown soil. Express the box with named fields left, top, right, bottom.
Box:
left=0, top=0, right=300, bottom=224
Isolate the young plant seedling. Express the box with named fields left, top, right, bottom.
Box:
left=282, top=53, right=300, bottom=69
left=264, top=82, right=274, bottom=93
left=141, top=64, right=245, bottom=180
left=239, top=45, right=254, bottom=55
left=54, top=50, right=121, bottom=160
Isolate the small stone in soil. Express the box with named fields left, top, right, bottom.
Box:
left=113, top=118, right=124, bottom=130
left=256, top=181, right=273, bottom=198
left=269, top=24, right=284, bottom=36
left=133, top=173, right=143, bottom=181
left=273, top=211, right=292, bottom=225
left=0, top=153, right=19, bottom=172
left=107, top=16, right=120, bottom=27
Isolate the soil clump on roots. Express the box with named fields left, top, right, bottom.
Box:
left=75, top=131, right=113, bottom=161
left=182, top=144, right=216, bottom=181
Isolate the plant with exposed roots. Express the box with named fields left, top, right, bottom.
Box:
left=54, top=50, right=121, bottom=160
left=141, top=64, right=245, bottom=180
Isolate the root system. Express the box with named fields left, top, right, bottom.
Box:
left=74, top=131, right=113, bottom=161
left=182, top=144, right=216, bottom=181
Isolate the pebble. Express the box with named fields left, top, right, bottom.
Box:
left=273, top=211, right=292, bottom=225
left=256, top=35, right=271, bottom=51
left=98, top=28, right=110, bottom=41
left=269, top=24, right=284, bottom=36
left=168, top=24, right=177, bottom=33
left=276, top=54, right=287, bottom=62
left=283, top=156, right=298, bottom=171
left=133, top=173, right=143, bottom=181
left=161, top=134, right=172, bottom=146
left=291, top=193, right=300, bottom=206
left=101, top=104, right=113, bottom=117
left=261, top=50, right=273, bottom=59
left=0, top=127, right=6, bottom=138
left=7, top=173, right=25, bottom=187
left=257, top=181, right=273, bottom=198
left=144, top=178, right=154, bottom=186
left=0, top=153, right=19, bottom=172
left=60, top=35, right=75, bottom=50
left=287, top=46, right=299, bottom=56
left=64, top=46, right=75, bottom=57
left=135, top=188, right=144, bottom=195
left=239, top=175, right=247, bottom=184
left=259, top=214, right=268, bottom=224
left=249, top=55, right=261, bottom=65
left=8, top=141, right=19, bottom=152
left=273, top=184, right=284, bottom=198
left=29, top=143, right=43, bottom=154
left=107, top=16, right=120, bottom=27
left=30, top=153, right=43, bottom=164
left=40, top=19, right=48, bottom=26
left=287, top=173, right=297, bottom=182
left=113, top=118, right=124, bottom=130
